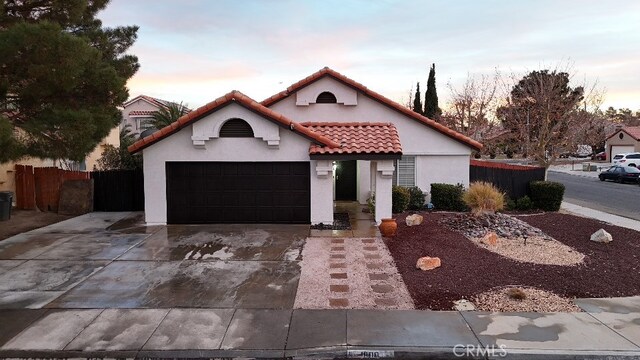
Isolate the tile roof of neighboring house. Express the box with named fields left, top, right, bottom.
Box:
left=123, top=95, right=192, bottom=113
left=128, top=91, right=340, bottom=154
left=128, top=110, right=157, bottom=116
left=261, top=67, right=483, bottom=151
left=606, top=126, right=640, bottom=141
left=302, top=122, right=402, bottom=156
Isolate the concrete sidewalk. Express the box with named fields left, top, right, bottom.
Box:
left=549, top=163, right=606, bottom=179
left=562, top=201, right=640, bottom=232
left=1, top=298, right=639, bottom=359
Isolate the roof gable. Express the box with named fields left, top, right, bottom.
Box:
left=262, top=67, right=482, bottom=151
left=128, top=91, right=339, bottom=154
left=606, top=126, right=640, bottom=142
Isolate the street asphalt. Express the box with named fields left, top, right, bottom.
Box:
left=548, top=171, right=640, bottom=221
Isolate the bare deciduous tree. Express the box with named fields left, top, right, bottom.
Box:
left=441, top=71, right=501, bottom=141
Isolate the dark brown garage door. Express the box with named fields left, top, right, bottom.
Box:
left=166, top=162, right=310, bottom=224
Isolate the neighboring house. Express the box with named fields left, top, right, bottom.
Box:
left=121, top=95, right=190, bottom=138
left=129, top=67, right=482, bottom=225
left=85, top=126, right=120, bottom=171
left=605, top=126, right=640, bottom=162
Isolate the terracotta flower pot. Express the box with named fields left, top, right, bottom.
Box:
left=379, top=218, right=397, bottom=237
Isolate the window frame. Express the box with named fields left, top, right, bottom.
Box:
left=393, top=155, right=417, bottom=187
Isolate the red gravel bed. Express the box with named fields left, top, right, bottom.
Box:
left=385, top=212, right=640, bottom=310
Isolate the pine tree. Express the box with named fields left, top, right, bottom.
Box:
left=0, top=0, right=139, bottom=162
left=424, top=63, right=441, bottom=120
left=412, top=82, right=423, bottom=114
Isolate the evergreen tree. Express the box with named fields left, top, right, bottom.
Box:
left=0, top=0, right=139, bottom=162
left=412, top=82, right=422, bottom=114
left=424, top=63, right=441, bottom=119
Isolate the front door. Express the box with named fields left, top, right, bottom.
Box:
left=335, top=160, right=357, bottom=201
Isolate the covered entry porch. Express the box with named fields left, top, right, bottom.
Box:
left=311, top=159, right=398, bottom=225
left=304, top=122, right=402, bottom=226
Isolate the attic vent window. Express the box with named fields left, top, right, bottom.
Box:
left=316, top=91, right=337, bottom=103
left=220, top=118, right=254, bottom=137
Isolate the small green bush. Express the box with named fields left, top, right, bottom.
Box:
left=406, top=186, right=426, bottom=210
left=529, top=181, right=565, bottom=211
left=505, top=197, right=516, bottom=211
left=515, top=195, right=534, bottom=210
left=392, top=185, right=410, bottom=213
left=430, top=183, right=467, bottom=211
left=367, top=193, right=376, bottom=217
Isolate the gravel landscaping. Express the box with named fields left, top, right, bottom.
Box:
left=440, top=213, right=585, bottom=266
left=385, top=212, right=640, bottom=311
left=473, top=287, right=582, bottom=312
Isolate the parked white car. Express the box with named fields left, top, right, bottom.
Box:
left=612, top=152, right=640, bottom=168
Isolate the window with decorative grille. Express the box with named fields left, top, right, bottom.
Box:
left=392, top=156, right=416, bottom=187
left=219, top=118, right=254, bottom=137
left=315, top=91, right=337, bottom=103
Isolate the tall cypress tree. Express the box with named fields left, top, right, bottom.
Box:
left=412, top=82, right=423, bottom=114
left=424, top=63, right=441, bottom=120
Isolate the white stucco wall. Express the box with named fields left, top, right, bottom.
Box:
left=142, top=102, right=318, bottom=225
left=416, top=155, right=470, bottom=202
left=295, top=77, right=358, bottom=106
left=270, top=77, right=473, bottom=202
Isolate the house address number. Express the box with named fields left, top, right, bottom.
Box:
left=347, top=349, right=395, bottom=358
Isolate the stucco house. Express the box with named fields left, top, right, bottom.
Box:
left=120, top=95, right=189, bottom=138
left=129, top=67, right=482, bottom=225
left=605, top=126, right=640, bottom=162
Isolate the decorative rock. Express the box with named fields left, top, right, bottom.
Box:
left=590, top=229, right=613, bottom=243
left=453, top=299, right=476, bottom=311
left=481, top=231, right=498, bottom=246
left=406, top=214, right=424, bottom=226
left=416, top=256, right=441, bottom=271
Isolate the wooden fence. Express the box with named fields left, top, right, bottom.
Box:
left=91, top=169, right=144, bottom=211
left=14, top=165, right=90, bottom=211
left=469, top=160, right=546, bottom=199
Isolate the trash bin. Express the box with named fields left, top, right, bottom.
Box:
left=0, top=191, right=13, bottom=221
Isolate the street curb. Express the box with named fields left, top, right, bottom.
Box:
left=1, top=347, right=639, bottom=359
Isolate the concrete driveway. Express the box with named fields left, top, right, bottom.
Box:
left=0, top=212, right=308, bottom=309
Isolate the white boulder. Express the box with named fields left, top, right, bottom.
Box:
left=406, top=214, right=424, bottom=226
left=590, top=229, right=613, bottom=243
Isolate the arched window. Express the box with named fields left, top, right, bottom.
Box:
left=219, top=118, right=254, bottom=137
left=316, top=91, right=337, bottom=103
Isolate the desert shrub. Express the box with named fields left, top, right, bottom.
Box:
left=392, top=185, right=410, bottom=213
left=406, top=186, right=426, bottom=210
left=430, top=183, right=467, bottom=211
left=529, top=181, right=565, bottom=211
left=515, top=195, right=534, bottom=210
left=462, top=181, right=505, bottom=216
left=506, top=288, right=527, bottom=300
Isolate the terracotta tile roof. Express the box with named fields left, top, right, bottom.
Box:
left=128, top=91, right=340, bottom=154
left=261, top=67, right=483, bottom=151
left=606, top=126, right=640, bottom=141
left=302, top=122, right=402, bottom=156
left=128, top=110, right=157, bottom=116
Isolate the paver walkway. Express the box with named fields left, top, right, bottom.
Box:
left=294, top=237, right=414, bottom=309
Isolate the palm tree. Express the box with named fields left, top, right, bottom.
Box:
left=150, top=102, right=189, bottom=129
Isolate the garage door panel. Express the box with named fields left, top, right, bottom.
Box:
left=611, top=146, right=634, bottom=156
left=166, top=162, right=310, bottom=224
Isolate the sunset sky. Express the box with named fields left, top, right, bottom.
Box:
left=99, top=0, right=640, bottom=111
